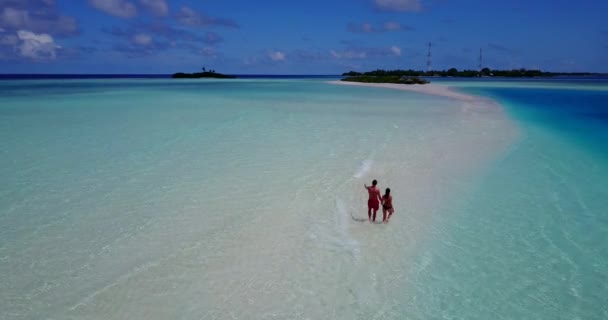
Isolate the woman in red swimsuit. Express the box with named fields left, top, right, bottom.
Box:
left=382, top=188, right=394, bottom=224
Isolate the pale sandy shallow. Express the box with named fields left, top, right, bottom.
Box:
left=328, top=80, right=480, bottom=102
left=1, top=80, right=522, bottom=319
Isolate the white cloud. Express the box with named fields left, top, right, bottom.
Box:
left=1, top=7, right=26, bottom=28
left=132, top=33, right=152, bottom=46
left=269, top=51, right=286, bottom=61
left=0, top=33, right=18, bottom=45
left=201, top=47, right=218, bottom=58
left=348, top=23, right=377, bottom=33
left=330, top=50, right=367, bottom=59
left=390, top=46, right=402, bottom=56
left=374, top=0, right=421, bottom=12
left=384, top=22, right=402, bottom=31
left=175, top=7, right=198, bottom=26
left=88, top=0, right=137, bottom=18
left=202, top=32, right=223, bottom=44
left=16, top=29, right=61, bottom=60
left=331, top=46, right=403, bottom=60
left=348, top=21, right=412, bottom=33
left=0, top=3, right=78, bottom=36
left=175, top=6, right=238, bottom=28
left=243, top=56, right=259, bottom=65
left=0, top=27, right=4, bottom=32
left=139, top=0, right=168, bottom=16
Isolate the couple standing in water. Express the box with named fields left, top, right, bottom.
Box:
left=364, top=180, right=394, bottom=223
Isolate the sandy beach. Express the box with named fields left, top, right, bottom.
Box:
left=328, top=80, right=481, bottom=102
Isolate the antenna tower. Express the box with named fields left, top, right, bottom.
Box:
left=426, top=42, right=432, bottom=72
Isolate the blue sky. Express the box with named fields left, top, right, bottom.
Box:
left=0, top=0, right=607, bottom=74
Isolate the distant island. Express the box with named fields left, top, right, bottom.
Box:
left=172, top=67, right=236, bottom=79
left=343, top=68, right=601, bottom=78
left=342, top=75, right=429, bottom=85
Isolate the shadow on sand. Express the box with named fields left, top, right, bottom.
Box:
left=350, top=212, right=369, bottom=223
left=351, top=213, right=385, bottom=224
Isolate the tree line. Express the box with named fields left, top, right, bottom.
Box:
left=343, top=68, right=599, bottom=78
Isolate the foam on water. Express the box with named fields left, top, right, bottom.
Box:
left=334, top=198, right=361, bottom=262
left=352, top=159, right=374, bottom=179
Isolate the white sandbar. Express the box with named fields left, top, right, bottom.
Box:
left=329, top=80, right=481, bottom=103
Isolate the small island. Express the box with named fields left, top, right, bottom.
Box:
left=342, top=75, right=429, bottom=85
left=172, top=67, right=236, bottom=79
left=342, top=73, right=429, bottom=85
left=343, top=68, right=601, bottom=79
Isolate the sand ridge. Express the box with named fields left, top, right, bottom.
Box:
left=329, top=80, right=484, bottom=103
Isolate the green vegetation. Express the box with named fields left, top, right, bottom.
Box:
left=172, top=67, right=236, bottom=79
left=343, top=68, right=600, bottom=78
left=172, top=72, right=236, bottom=79
left=342, top=75, right=429, bottom=85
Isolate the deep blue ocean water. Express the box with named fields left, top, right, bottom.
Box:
left=469, top=86, right=608, bottom=156
left=0, top=74, right=341, bottom=80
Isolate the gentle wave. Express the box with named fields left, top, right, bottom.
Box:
left=353, top=159, right=373, bottom=178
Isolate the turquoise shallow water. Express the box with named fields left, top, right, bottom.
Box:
left=415, top=80, right=608, bottom=319
left=0, top=78, right=607, bottom=319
